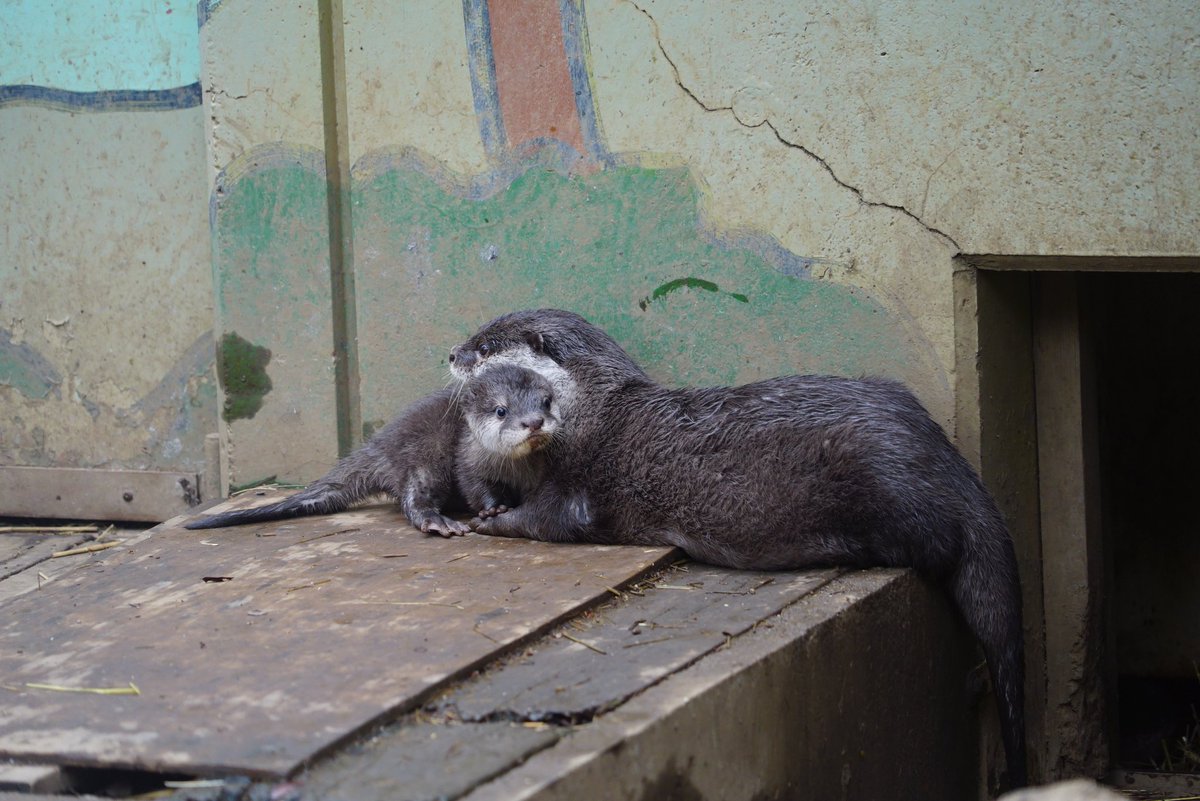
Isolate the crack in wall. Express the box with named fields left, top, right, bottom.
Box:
left=626, top=0, right=962, bottom=252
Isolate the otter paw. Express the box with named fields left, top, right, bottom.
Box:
left=421, top=516, right=470, bottom=538
left=476, top=505, right=510, bottom=520
left=469, top=515, right=518, bottom=538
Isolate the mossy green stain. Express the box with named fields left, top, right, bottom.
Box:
left=217, top=332, right=272, bottom=421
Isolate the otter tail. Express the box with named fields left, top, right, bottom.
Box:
left=950, top=506, right=1027, bottom=789
left=184, top=447, right=391, bottom=530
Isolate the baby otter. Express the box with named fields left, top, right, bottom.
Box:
left=456, top=363, right=562, bottom=518
left=449, top=308, right=1027, bottom=789
left=185, top=364, right=562, bottom=534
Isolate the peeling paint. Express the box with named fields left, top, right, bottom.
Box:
left=0, top=329, right=62, bottom=400
left=2, top=1, right=213, bottom=477
left=2, top=332, right=216, bottom=471
left=217, top=332, right=272, bottom=422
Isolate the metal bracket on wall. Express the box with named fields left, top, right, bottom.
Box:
left=0, top=466, right=203, bottom=523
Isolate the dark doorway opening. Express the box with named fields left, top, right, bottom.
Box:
left=971, top=263, right=1200, bottom=789
left=1092, top=272, right=1200, bottom=774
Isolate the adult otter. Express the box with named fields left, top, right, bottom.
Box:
left=185, top=364, right=563, bottom=535
left=449, top=308, right=1026, bottom=788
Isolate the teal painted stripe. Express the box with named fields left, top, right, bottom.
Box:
left=0, top=0, right=200, bottom=93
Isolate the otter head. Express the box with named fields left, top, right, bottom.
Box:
left=449, top=309, right=646, bottom=410
left=449, top=310, right=582, bottom=379
left=449, top=309, right=603, bottom=415
left=462, top=364, right=561, bottom=458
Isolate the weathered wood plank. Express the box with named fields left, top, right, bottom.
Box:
left=1, top=530, right=90, bottom=575
left=296, top=565, right=840, bottom=801
left=0, top=763, right=65, bottom=794
left=0, top=529, right=127, bottom=606
left=299, top=721, right=560, bottom=801
left=0, top=494, right=676, bottom=778
left=436, top=564, right=839, bottom=722
left=0, top=466, right=201, bottom=522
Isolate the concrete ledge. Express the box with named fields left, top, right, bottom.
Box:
left=300, top=568, right=977, bottom=801
left=459, top=568, right=977, bottom=801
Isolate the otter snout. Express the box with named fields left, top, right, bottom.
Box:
left=521, top=415, right=545, bottom=433
left=448, top=345, right=475, bottom=370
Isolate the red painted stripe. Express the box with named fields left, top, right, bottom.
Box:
left=488, top=0, right=586, bottom=156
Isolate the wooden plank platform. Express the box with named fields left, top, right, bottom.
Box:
left=0, top=524, right=115, bottom=606
left=0, top=493, right=677, bottom=778
left=299, top=564, right=841, bottom=801
left=435, top=565, right=838, bottom=723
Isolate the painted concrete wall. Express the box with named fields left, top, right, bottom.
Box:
left=200, top=0, right=339, bottom=485
left=0, top=1, right=214, bottom=476
left=201, top=0, right=1199, bottom=489
left=3, top=1, right=1195, bottom=488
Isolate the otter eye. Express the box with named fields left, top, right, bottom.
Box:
left=478, top=342, right=491, bottom=356
left=494, top=406, right=507, bottom=419
left=541, top=396, right=552, bottom=412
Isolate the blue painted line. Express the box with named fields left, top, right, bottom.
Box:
left=559, top=0, right=612, bottom=165
left=0, top=82, right=202, bottom=111
left=197, top=0, right=222, bottom=28
left=462, top=0, right=507, bottom=161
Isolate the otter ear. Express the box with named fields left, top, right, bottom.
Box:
left=525, top=331, right=545, bottom=354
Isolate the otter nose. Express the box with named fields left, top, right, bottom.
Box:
left=522, top=416, right=544, bottom=433
left=449, top=346, right=473, bottom=368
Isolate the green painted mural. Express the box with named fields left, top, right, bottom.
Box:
left=1, top=0, right=212, bottom=481
left=213, top=146, right=938, bottom=439
left=351, top=153, right=939, bottom=429
left=206, top=0, right=943, bottom=482
left=210, top=145, right=339, bottom=483
left=0, top=0, right=202, bottom=110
